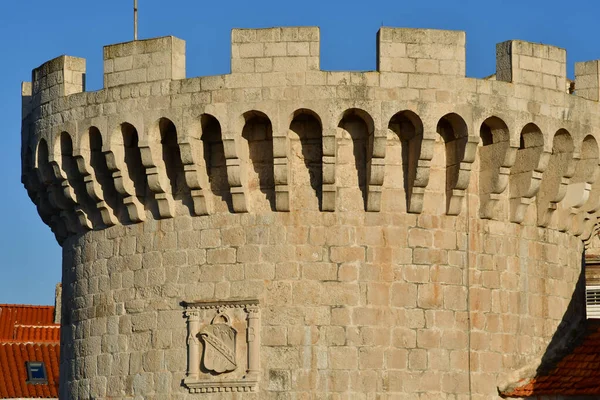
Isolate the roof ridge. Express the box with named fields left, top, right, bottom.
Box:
left=0, top=304, right=54, bottom=308
left=0, top=340, right=60, bottom=345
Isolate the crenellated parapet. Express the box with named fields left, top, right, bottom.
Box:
left=20, top=27, right=600, bottom=245
left=24, top=26, right=600, bottom=400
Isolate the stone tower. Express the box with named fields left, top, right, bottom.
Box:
left=20, top=27, right=600, bottom=399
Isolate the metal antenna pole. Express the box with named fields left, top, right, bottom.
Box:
left=134, top=0, right=138, bottom=41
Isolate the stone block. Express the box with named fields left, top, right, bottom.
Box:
left=575, top=59, right=600, bottom=101
left=329, top=347, right=358, bottom=370
left=378, top=27, right=465, bottom=75
left=103, top=36, right=185, bottom=88
left=496, top=39, right=566, bottom=91
left=31, top=55, right=85, bottom=109
left=231, top=27, right=320, bottom=74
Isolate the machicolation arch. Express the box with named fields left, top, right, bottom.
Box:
left=25, top=107, right=600, bottom=239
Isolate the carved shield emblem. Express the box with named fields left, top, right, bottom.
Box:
left=199, top=314, right=237, bottom=374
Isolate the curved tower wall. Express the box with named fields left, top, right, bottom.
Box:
left=20, top=27, right=599, bottom=399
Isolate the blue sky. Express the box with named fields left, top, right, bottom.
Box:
left=0, top=0, right=593, bottom=305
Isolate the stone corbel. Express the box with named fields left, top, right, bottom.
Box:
left=559, top=187, right=590, bottom=236
left=30, top=166, right=69, bottom=240
left=178, top=138, right=210, bottom=216
left=139, top=138, right=175, bottom=218
left=408, top=137, right=435, bottom=214
left=321, top=130, right=336, bottom=211
left=557, top=153, right=600, bottom=233
left=509, top=151, right=550, bottom=223
left=223, top=137, right=247, bottom=213
left=25, top=171, right=52, bottom=224
left=537, top=154, right=576, bottom=228
left=447, top=135, right=478, bottom=216
left=103, top=138, right=146, bottom=223
left=583, top=222, right=600, bottom=247
left=479, top=146, right=517, bottom=219
left=273, top=136, right=289, bottom=212
left=571, top=174, right=600, bottom=236
left=46, top=142, right=91, bottom=232
left=73, top=128, right=118, bottom=227
left=366, top=132, right=386, bottom=212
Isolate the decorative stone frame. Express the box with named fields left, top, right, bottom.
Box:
left=182, top=299, right=260, bottom=393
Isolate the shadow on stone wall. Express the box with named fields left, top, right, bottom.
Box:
left=499, top=253, right=591, bottom=398
left=534, top=259, right=587, bottom=377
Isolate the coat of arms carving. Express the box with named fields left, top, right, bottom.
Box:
left=182, top=300, right=260, bottom=393
left=199, top=312, right=237, bottom=374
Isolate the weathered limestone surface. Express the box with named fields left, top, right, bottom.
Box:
left=20, top=27, right=600, bottom=399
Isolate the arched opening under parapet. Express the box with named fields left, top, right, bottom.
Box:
left=60, top=132, right=98, bottom=227
left=122, top=123, right=149, bottom=204
left=552, top=129, right=574, bottom=154
left=159, top=118, right=193, bottom=213
left=242, top=111, right=275, bottom=211
left=559, top=135, right=600, bottom=232
left=478, top=117, right=510, bottom=218
left=60, top=132, right=78, bottom=179
left=388, top=110, right=423, bottom=211
left=201, top=114, right=233, bottom=212
left=436, top=113, right=468, bottom=213
left=518, top=124, right=544, bottom=151
left=36, top=139, right=51, bottom=185
left=289, top=109, right=323, bottom=211
left=509, top=123, right=544, bottom=222
left=580, top=135, right=599, bottom=174
left=89, top=127, right=122, bottom=221
left=479, top=117, right=509, bottom=146
left=338, top=109, right=374, bottom=211
left=537, top=129, right=575, bottom=226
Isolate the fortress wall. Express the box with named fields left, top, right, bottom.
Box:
left=19, top=28, right=600, bottom=399
left=31, top=55, right=86, bottom=108
left=575, top=60, right=600, bottom=101
left=496, top=40, right=567, bottom=92
left=231, top=27, right=320, bottom=73
left=378, top=27, right=465, bottom=76
left=59, top=211, right=582, bottom=399
left=103, top=36, right=186, bottom=88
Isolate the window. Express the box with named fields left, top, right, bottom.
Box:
left=25, top=361, right=47, bottom=384
left=586, top=286, right=600, bottom=319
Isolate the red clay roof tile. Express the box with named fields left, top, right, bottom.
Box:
left=0, top=305, right=55, bottom=340
left=0, top=305, right=60, bottom=399
left=502, top=322, right=600, bottom=397
left=13, top=325, right=60, bottom=342
left=0, top=342, right=60, bottom=398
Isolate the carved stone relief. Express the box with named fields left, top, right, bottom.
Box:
left=183, top=300, right=260, bottom=393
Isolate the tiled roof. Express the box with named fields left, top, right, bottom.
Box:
left=13, top=325, right=60, bottom=342
left=501, top=321, right=600, bottom=397
left=0, top=305, right=60, bottom=399
left=0, top=342, right=59, bottom=399
left=0, top=305, right=55, bottom=340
